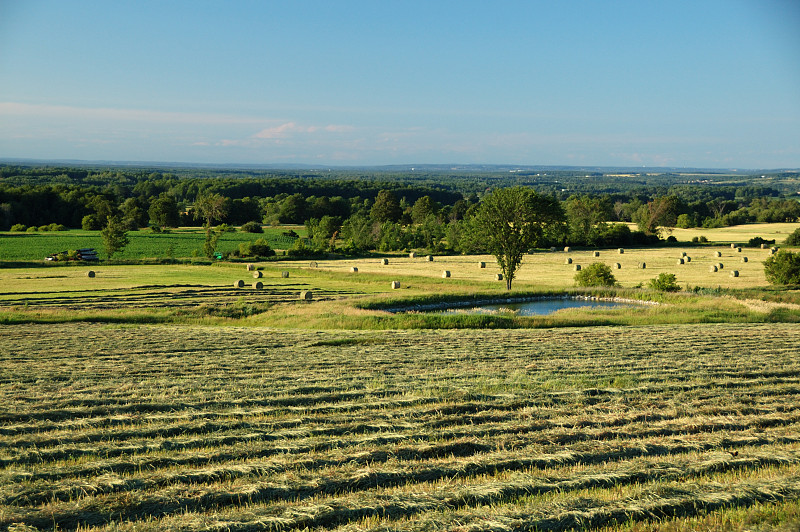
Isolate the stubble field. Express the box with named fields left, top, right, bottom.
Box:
left=1, top=322, right=800, bottom=530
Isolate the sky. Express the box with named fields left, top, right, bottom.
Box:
left=1, top=0, right=799, bottom=169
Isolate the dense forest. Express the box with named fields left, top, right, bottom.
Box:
left=1, top=163, right=799, bottom=254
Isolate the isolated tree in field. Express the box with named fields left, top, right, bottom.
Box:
left=194, top=193, right=230, bottom=258
left=100, top=215, right=129, bottom=259
left=471, top=187, right=564, bottom=290
left=575, top=263, right=618, bottom=287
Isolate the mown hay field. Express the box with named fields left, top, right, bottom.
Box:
left=1, top=322, right=799, bottom=531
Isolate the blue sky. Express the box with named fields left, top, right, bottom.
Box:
left=1, top=0, right=798, bottom=168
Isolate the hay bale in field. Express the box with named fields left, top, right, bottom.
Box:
left=761, top=243, right=767, bottom=249
left=613, top=262, right=621, bottom=269
left=730, top=270, right=739, bottom=277
left=381, top=258, right=389, bottom=265
left=677, top=258, right=685, bottom=265
left=246, top=263, right=255, bottom=271
left=681, top=251, right=687, bottom=257
left=550, top=247, right=557, bottom=252
left=737, top=247, right=742, bottom=253
left=685, top=256, right=691, bottom=262
left=731, top=243, right=737, bottom=249
left=391, top=280, right=400, bottom=289
left=717, top=262, right=724, bottom=270
left=409, top=251, right=416, bottom=258
left=496, top=273, right=504, bottom=280
left=252, top=271, right=263, bottom=278
left=350, top=266, right=358, bottom=273
left=281, top=271, right=289, bottom=278
left=300, top=290, right=313, bottom=300
left=564, top=246, right=571, bottom=252
left=573, top=264, right=581, bottom=271
left=252, top=281, right=263, bottom=289
left=309, top=261, right=318, bottom=268
left=709, top=265, right=718, bottom=272
left=741, top=256, right=748, bottom=263
left=715, top=251, right=722, bottom=257
left=426, top=255, right=434, bottom=262
left=233, top=279, right=245, bottom=288
left=86, top=270, right=95, bottom=278
left=478, top=261, right=486, bottom=268
left=638, top=262, right=646, bottom=269
left=565, top=257, right=573, bottom=264
left=442, top=270, right=451, bottom=278
left=618, top=248, right=624, bottom=254
left=593, top=251, right=600, bottom=257
left=769, top=249, right=777, bottom=256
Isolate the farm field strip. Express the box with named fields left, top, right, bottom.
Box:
left=1, top=322, right=799, bottom=530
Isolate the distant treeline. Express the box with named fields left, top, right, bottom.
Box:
left=1, top=164, right=799, bottom=254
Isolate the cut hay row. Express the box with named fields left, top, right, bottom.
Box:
left=2, top=323, right=800, bottom=530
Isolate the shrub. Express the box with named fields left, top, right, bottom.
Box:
left=574, top=262, right=617, bottom=287
left=26, top=226, right=38, bottom=232
left=236, top=238, right=275, bottom=258
left=748, top=236, right=776, bottom=248
left=666, top=235, right=678, bottom=243
left=82, top=214, right=102, bottom=230
left=648, top=272, right=681, bottom=292
left=785, top=227, right=800, bottom=246
left=764, top=250, right=800, bottom=285
left=241, top=221, right=264, bottom=233
left=10, top=223, right=26, bottom=232
left=699, top=235, right=708, bottom=243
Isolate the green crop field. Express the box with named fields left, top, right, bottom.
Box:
left=0, top=226, right=306, bottom=262
left=1, top=322, right=799, bottom=531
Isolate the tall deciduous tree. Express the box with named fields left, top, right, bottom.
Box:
left=370, top=190, right=402, bottom=223
left=472, top=187, right=564, bottom=290
left=194, top=193, right=230, bottom=258
left=100, top=215, right=129, bottom=259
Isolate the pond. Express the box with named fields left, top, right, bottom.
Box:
left=398, top=296, right=652, bottom=316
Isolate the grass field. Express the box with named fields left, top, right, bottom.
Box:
left=1, top=322, right=799, bottom=530
left=1, top=223, right=799, bottom=530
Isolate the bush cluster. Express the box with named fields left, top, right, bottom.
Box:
left=574, top=263, right=618, bottom=287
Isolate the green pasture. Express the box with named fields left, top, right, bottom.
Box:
left=0, top=225, right=306, bottom=261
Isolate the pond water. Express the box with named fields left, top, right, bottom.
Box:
left=435, top=298, right=634, bottom=316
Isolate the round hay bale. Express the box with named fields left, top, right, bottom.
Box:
left=426, top=255, right=434, bottom=262
left=681, top=251, right=687, bottom=257
left=281, top=271, right=289, bottom=278
left=350, top=266, right=358, bottom=273
left=737, top=247, right=742, bottom=253
left=564, top=246, right=571, bottom=252
left=709, top=265, right=718, bottom=273
left=613, top=262, right=621, bottom=269
left=246, top=263, right=255, bottom=271
left=677, top=258, right=685, bottom=265
left=761, top=243, right=767, bottom=249
left=86, top=270, right=95, bottom=278
left=309, top=261, right=318, bottom=268
left=769, top=249, right=777, bottom=255
left=252, top=271, right=263, bottom=278
left=565, top=257, right=573, bottom=264
left=573, top=264, right=581, bottom=271
left=638, top=262, right=646, bottom=269
left=391, top=280, right=400, bottom=289
left=771, top=246, right=778, bottom=252
left=730, top=270, right=739, bottom=277
left=550, top=247, right=557, bottom=252
left=618, top=248, right=624, bottom=254
left=381, top=258, right=389, bottom=265
left=717, top=262, right=724, bottom=270
left=300, top=290, right=313, bottom=300
left=685, top=256, right=691, bottom=262
left=715, top=251, right=722, bottom=257
left=409, top=251, right=416, bottom=258
left=233, top=279, right=245, bottom=288
left=593, top=251, right=600, bottom=257
left=441, top=270, right=451, bottom=278
left=252, top=281, right=263, bottom=289
left=478, top=261, right=486, bottom=268
left=731, top=243, right=737, bottom=249
left=495, top=273, right=504, bottom=280
left=741, top=256, right=748, bottom=263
